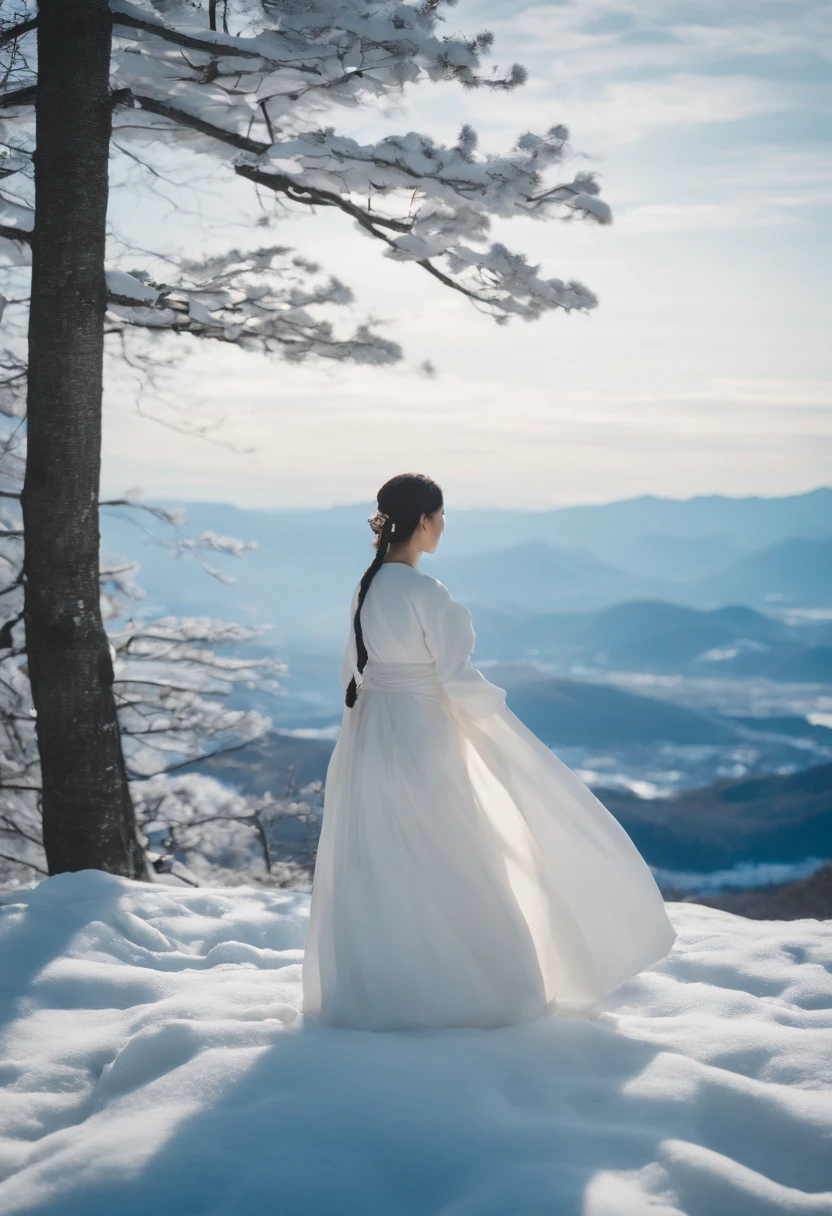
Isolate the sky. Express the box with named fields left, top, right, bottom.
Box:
left=101, top=0, right=832, bottom=510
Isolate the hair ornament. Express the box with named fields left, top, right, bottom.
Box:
left=368, top=510, right=392, bottom=536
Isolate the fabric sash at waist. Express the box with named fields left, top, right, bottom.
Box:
left=359, top=660, right=447, bottom=701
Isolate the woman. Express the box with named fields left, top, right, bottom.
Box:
left=302, top=473, right=676, bottom=1031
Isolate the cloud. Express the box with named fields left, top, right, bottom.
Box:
left=101, top=346, right=832, bottom=509
left=571, top=73, right=794, bottom=142
left=426, top=0, right=828, bottom=154
left=683, top=379, right=832, bottom=407
left=618, top=201, right=789, bottom=233
left=611, top=140, right=832, bottom=230
left=481, top=0, right=832, bottom=78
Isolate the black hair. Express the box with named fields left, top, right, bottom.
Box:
left=345, top=473, right=444, bottom=708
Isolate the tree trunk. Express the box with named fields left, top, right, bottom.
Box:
left=21, top=0, right=145, bottom=878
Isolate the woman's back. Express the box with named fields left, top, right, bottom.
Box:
left=354, top=562, right=435, bottom=665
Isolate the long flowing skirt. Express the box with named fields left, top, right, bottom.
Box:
left=302, top=671, right=676, bottom=1031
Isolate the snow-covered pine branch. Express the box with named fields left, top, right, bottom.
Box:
left=105, top=249, right=401, bottom=364
left=2, top=0, right=610, bottom=325
left=2, top=240, right=401, bottom=370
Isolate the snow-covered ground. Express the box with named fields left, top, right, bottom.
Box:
left=0, top=873, right=831, bottom=1216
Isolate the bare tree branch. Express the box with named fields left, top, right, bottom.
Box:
left=0, top=850, right=46, bottom=874
left=0, top=84, right=36, bottom=108
left=0, top=18, right=37, bottom=50
left=0, top=222, right=31, bottom=244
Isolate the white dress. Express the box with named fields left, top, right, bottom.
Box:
left=302, top=563, right=676, bottom=1031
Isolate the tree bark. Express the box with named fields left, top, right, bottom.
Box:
left=21, top=0, right=145, bottom=878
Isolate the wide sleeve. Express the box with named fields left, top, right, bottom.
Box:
left=340, top=584, right=359, bottom=690
left=417, top=577, right=506, bottom=719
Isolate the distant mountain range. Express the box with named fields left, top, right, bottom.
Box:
left=698, top=537, right=832, bottom=608
left=419, top=486, right=832, bottom=561
left=691, top=861, right=832, bottom=920
left=486, top=664, right=735, bottom=746
left=99, top=488, right=832, bottom=647
left=431, top=543, right=680, bottom=613
left=431, top=535, right=832, bottom=614
left=468, top=600, right=832, bottom=682
left=600, top=761, right=832, bottom=872
left=607, top=532, right=745, bottom=582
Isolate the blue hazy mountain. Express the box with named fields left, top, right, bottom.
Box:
left=604, top=532, right=747, bottom=581
left=429, top=542, right=682, bottom=613
left=697, top=537, right=832, bottom=608
left=99, top=488, right=832, bottom=646
left=467, top=600, right=829, bottom=680
left=485, top=665, right=736, bottom=746
left=433, top=537, right=832, bottom=614
left=429, top=486, right=832, bottom=559
left=601, top=760, right=832, bottom=871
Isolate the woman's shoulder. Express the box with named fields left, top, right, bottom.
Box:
left=375, top=562, right=440, bottom=586
left=398, top=564, right=454, bottom=599
left=374, top=563, right=453, bottom=605
left=375, top=563, right=469, bottom=615
left=403, top=567, right=472, bottom=625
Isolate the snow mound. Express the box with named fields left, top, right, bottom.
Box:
left=0, top=872, right=831, bottom=1215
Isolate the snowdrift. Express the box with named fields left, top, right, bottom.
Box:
left=0, top=872, right=830, bottom=1215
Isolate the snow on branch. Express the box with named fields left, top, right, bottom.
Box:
left=1, top=2, right=609, bottom=325
left=106, top=268, right=160, bottom=306
left=104, top=0, right=608, bottom=323
left=105, top=246, right=402, bottom=364
left=110, top=0, right=525, bottom=98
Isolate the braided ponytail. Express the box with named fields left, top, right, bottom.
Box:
left=344, top=473, right=443, bottom=708
left=345, top=515, right=394, bottom=708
